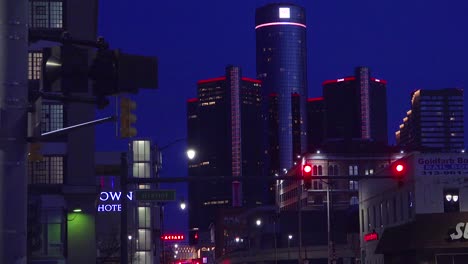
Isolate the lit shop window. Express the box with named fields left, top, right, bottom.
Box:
left=28, top=51, right=43, bottom=80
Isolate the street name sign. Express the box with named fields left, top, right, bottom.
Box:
left=135, top=189, right=176, bottom=201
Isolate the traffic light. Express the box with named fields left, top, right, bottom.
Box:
left=90, top=49, right=158, bottom=97
left=302, top=164, right=312, bottom=177
left=391, top=160, right=407, bottom=187
left=42, top=45, right=89, bottom=93
left=120, top=97, right=137, bottom=138
left=28, top=142, right=43, bottom=162
left=302, top=164, right=313, bottom=189
left=189, top=229, right=199, bottom=245
left=391, top=160, right=407, bottom=179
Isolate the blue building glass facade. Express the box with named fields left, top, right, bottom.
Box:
left=256, top=3, right=308, bottom=175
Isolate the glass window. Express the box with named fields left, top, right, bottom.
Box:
left=28, top=51, right=43, bottom=80
left=41, top=103, right=64, bottom=133
left=28, top=156, right=64, bottom=184
left=349, top=180, right=358, bottom=190
left=29, top=0, right=64, bottom=29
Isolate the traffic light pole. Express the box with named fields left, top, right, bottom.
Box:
left=120, top=152, right=129, bottom=264
left=0, top=0, right=28, bottom=263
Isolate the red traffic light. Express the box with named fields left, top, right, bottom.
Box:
left=302, top=164, right=312, bottom=177
left=392, top=161, right=407, bottom=178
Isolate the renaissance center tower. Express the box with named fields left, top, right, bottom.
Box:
left=256, top=3, right=308, bottom=176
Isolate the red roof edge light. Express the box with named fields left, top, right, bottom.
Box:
left=197, top=77, right=226, bottom=85
left=187, top=98, right=198, bottom=103
left=322, top=77, right=356, bottom=86
left=308, top=97, right=324, bottom=102
left=370, top=77, right=388, bottom=85
left=241, top=77, right=262, bottom=84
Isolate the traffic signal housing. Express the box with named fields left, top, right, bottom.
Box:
left=120, top=97, right=137, bottom=138
left=189, top=229, right=199, bottom=245
left=28, top=142, right=43, bottom=162
left=391, top=160, right=408, bottom=187
left=90, top=49, right=158, bottom=97
left=391, top=160, right=407, bottom=179
left=302, top=164, right=313, bottom=189
left=302, top=164, right=312, bottom=177
left=42, top=45, right=89, bottom=93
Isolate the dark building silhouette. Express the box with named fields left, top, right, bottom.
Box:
left=307, top=97, right=325, bottom=152
left=255, top=3, right=308, bottom=176
left=322, top=67, right=388, bottom=145
left=396, top=88, right=464, bottom=152
left=187, top=66, right=264, bottom=242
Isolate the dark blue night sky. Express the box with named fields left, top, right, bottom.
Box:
left=95, top=0, right=468, bottom=234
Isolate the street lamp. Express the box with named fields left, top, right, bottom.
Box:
left=179, top=198, right=186, bottom=210
left=255, top=219, right=262, bottom=226
left=288, top=234, right=293, bottom=260
left=186, top=149, right=196, bottom=160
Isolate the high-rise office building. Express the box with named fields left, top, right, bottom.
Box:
left=187, top=66, right=263, bottom=242
left=396, top=88, right=464, bottom=152
left=256, top=3, right=308, bottom=175
left=322, top=67, right=388, bottom=144
left=307, top=97, right=325, bottom=151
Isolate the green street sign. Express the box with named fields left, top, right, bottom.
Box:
left=135, top=190, right=176, bottom=201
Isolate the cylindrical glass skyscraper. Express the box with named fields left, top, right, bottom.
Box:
left=256, top=3, right=308, bottom=175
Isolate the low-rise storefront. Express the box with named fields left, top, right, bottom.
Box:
left=375, top=213, right=468, bottom=264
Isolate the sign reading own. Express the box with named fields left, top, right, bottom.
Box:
left=135, top=190, right=176, bottom=201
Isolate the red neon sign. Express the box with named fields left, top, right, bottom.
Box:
left=161, top=234, right=185, bottom=241
left=364, top=232, right=378, bottom=242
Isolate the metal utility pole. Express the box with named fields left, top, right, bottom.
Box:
left=327, top=183, right=331, bottom=264
left=0, top=0, right=28, bottom=263
left=120, top=152, right=128, bottom=264
left=297, top=180, right=303, bottom=264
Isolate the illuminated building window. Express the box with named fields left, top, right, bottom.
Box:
left=29, top=0, right=64, bottom=29
left=41, top=103, right=64, bottom=133
left=348, top=165, right=358, bottom=176
left=28, top=155, right=64, bottom=184
left=28, top=51, right=43, bottom=80
left=349, top=180, right=358, bottom=190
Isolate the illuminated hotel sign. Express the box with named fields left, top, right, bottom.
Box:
left=364, top=232, right=379, bottom=242
left=97, top=191, right=133, bottom=212
left=279, top=7, right=290, bottom=18
left=449, top=222, right=468, bottom=240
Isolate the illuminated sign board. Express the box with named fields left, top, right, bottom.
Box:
left=97, top=191, right=133, bottom=212
left=279, top=7, right=290, bottom=18
left=161, top=234, right=185, bottom=241
left=449, top=222, right=468, bottom=240
left=364, top=232, right=378, bottom=242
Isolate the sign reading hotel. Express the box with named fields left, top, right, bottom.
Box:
left=418, top=156, right=468, bottom=176
left=97, top=191, right=133, bottom=212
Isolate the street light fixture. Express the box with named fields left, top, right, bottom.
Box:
left=255, top=219, right=262, bottom=226
left=180, top=199, right=186, bottom=210
left=186, top=149, right=196, bottom=160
